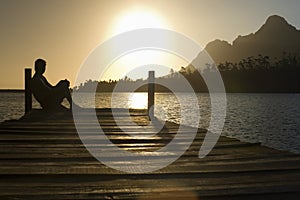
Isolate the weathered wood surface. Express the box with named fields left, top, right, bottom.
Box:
left=0, top=108, right=299, bottom=199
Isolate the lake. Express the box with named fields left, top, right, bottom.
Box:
left=0, top=92, right=299, bottom=153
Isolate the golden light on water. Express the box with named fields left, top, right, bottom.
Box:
left=128, top=93, right=147, bottom=109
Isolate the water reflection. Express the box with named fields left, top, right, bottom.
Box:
left=128, top=93, right=147, bottom=109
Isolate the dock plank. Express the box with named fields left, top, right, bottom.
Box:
left=0, top=108, right=299, bottom=199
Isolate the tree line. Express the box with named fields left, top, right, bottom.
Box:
left=74, top=52, right=300, bottom=93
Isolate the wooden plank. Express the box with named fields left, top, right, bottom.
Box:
left=0, top=175, right=299, bottom=199
left=0, top=108, right=300, bottom=199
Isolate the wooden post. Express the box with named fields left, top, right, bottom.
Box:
left=25, top=68, right=32, bottom=114
left=148, top=71, right=155, bottom=119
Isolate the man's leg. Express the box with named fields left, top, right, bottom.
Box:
left=56, top=80, right=74, bottom=108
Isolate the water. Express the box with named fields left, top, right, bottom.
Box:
left=0, top=92, right=299, bottom=153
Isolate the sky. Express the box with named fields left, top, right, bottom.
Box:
left=0, top=0, right=299, bottom=89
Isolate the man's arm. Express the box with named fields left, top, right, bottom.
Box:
left=41, top=76, right=54, bottom=89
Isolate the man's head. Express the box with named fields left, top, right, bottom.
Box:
left=34, top=58, right=46, bottom=74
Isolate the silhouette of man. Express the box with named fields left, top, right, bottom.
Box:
left=31, top=58, right=74, bottom=110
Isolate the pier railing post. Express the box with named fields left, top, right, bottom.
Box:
left=148, top=71, right=155, bottom=120
left=25, top=68, right=32, bottom=114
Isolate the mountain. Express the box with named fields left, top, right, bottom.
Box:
left=204, top=15, right=300, bottom=64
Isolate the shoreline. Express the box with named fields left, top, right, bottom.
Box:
left=0, top=89, right=24, bottom=93
left=1, top=89, right=300, bottom=94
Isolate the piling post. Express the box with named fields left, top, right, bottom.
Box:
left=25, top=68, right=32, bottom=114
left=148, top=71, right=155, bottom=119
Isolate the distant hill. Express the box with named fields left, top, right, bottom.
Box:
left=204, top=15, right=300, bottom=64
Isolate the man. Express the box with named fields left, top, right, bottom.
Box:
left=31, top=58, right=75, bottom=111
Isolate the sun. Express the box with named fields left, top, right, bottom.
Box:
left=101, top=8, right=180, bottom=81
left=110, top=8, right=168, bottom=35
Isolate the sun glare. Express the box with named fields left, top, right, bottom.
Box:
left=111, top=8, right=168, bottom=35
left=101, top=8, right=181, bottom=82
left=101, top=50, right=188, bottom=81
left=128, top=93, right=148, bottom=109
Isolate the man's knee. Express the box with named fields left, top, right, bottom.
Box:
left=58, top=80, right=70, bottom=89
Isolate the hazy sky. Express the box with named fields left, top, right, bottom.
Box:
left=0, top=0, right=299, bottom=89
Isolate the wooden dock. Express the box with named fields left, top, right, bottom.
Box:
left=0, top=108, right=300, bottom=199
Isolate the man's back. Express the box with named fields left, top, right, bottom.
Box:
left=31, top=74, right=52, bottom=105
